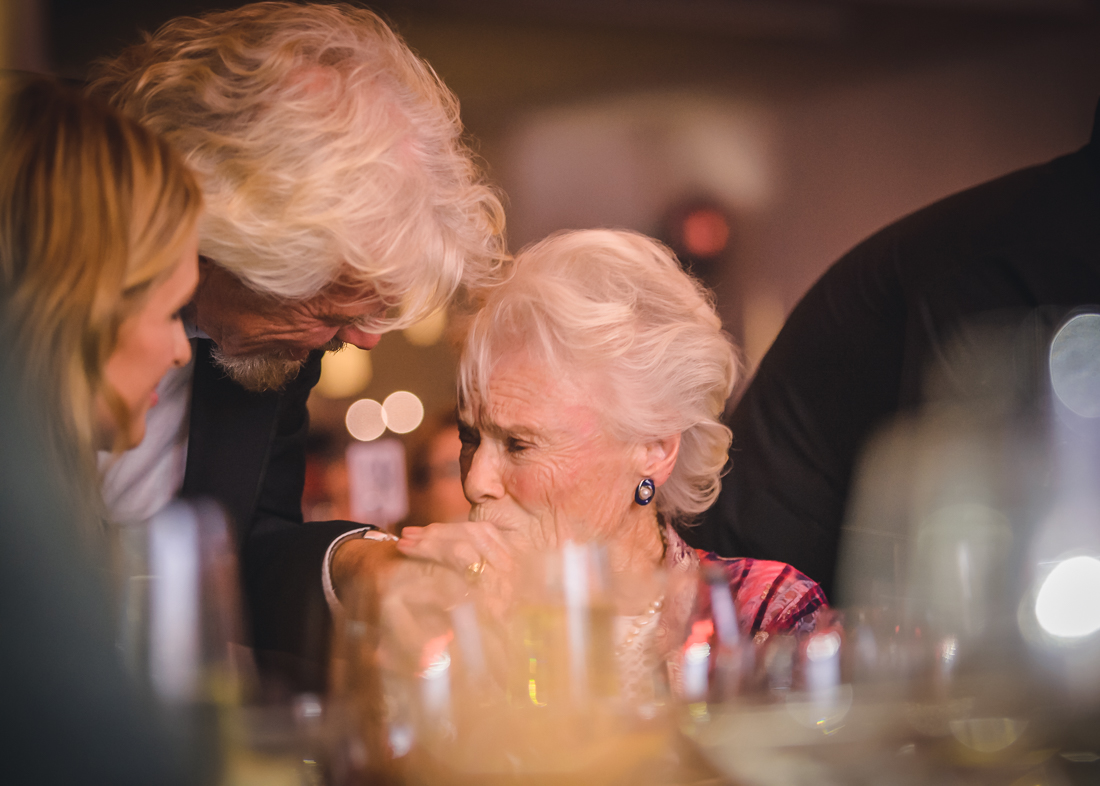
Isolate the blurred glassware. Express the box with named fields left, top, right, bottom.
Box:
left=111, top=499, right=330, bottom=785
left=690, top=311, right=1100, bottom=786
left=1017, top=312, right=1100, bottom=712
left=676, top=564, right=755, bottom=708
left=510, top=542, right=618, bottom=713
left=684, top=611, right=913, bottom=786
left=109, top=499, right=244, bottom=783
left=331, top=542, right=685, bottom=785
left=111, top=499, right=247, bottom=707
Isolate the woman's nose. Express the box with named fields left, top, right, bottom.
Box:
left=462, top=442, right=504, bottom=503
left=173, top=323, right=193, bottom=368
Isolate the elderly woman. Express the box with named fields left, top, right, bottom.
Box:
left=393, top=229, right=826, bottom=690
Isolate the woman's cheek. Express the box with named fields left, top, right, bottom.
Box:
left=511, top=462, right=564, bottom=510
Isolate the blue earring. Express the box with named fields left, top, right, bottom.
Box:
left=634, top=478, right=655, bottom=505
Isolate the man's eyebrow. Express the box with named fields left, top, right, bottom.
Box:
left=316, top=312, right=361, bottom=326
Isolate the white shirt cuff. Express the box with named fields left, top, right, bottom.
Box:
left=322, top=527, right=400, bottom=610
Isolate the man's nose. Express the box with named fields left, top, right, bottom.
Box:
left=462, top=443, right=503, bottom=504
left=336, top=325, right=382, bottom=351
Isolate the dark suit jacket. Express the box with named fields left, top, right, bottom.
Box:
left=181, top=339, right=362, bottom=692
left=687, top=99, right=1100, bottom=599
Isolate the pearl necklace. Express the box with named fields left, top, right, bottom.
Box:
left=615, top=522, right=669, bottom=654
left=613, top=521, right=668, bottom=658
left=614, top=593, right=666, bottom=657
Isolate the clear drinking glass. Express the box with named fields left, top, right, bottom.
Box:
left=109, top=499, right=249, bottom=783
left=112, top=499, right=328, bottom=786
left=112, top=500, right=247, bottom=704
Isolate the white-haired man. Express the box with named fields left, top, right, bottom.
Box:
left=91, top=2, right=504, bottom=689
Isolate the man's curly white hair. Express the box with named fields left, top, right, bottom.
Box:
left=91, top=1, right=505, bottom=330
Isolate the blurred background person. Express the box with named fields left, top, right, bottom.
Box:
left=401, top=408, right=470, bottom=534
left=300, top=411, right=467, bottom=534
left=302, top=431, right=354, bottom=523
left=0, top=75, right=203, bottom=785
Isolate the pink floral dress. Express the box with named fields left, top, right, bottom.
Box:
left=654, top=526, right=829, bottom=698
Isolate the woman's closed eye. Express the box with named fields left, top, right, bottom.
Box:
left=506, top=437, right=531, bottom=455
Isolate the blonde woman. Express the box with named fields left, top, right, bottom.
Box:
left=0, top=76, right=205, bottom=784
left=0, top=76, right=202, bottom=516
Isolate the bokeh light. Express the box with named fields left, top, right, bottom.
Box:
left=805, top=631, right=841, bottom=661
left=316, top=347, right=373, bottom=399
left=1049, top=313, right=1100, bottom=418
left=681, top=207, right=730, bottom=258
left=949, top=718, right=1028, bottom=753
left=383, top=391, right=424, bottom=434
left=403, top=308, right=448, bottom=347
left=346, top=399, right=386, bottom=441
left=1035, top=555, right=1100, bottom=638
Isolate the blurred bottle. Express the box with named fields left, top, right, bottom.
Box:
left=111, top=500, right=245, bottom=783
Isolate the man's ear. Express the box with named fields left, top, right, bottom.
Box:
left=641, top=433, right=681, bottom=487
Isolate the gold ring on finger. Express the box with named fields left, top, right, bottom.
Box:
left=465, top=558, right=487, bottom=582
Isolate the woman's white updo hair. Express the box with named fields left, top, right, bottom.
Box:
left=459, top=229, right=738, bottom=522
left=91, top=2, right=504, bottom=328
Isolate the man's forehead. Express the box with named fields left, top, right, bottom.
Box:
left=202, top=256, right=378, bottom=309
left=301, top=278, right=385, bottom=318
left=316, top=277, right=379, bottom=304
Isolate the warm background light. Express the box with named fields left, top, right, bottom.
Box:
left=403, top=308, right=448, bottom=347
left=346, top=398, right=386, bottom=442
left=681, top=208, right=730, bottom=258
left=316, top=347, right=373, bottom=399
left=382, top=391, right=425, bottom=434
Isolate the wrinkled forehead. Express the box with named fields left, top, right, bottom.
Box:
left=316, top=274, right=384, bottom=310
left=457, top=341, right=535, bottom=426
left=458, top=347, right=610, bottom=430
left=304, top=268, right=411, bottom=327
left=324, top=261, right=429, bottom=326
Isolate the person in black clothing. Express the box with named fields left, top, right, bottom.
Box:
left=686, top=99, right=1100, bottom=599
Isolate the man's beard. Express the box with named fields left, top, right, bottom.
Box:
left=210, top=338, right=345, bottom=393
